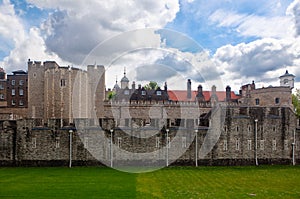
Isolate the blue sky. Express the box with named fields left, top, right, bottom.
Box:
left=0, top=0, right=299, bottom=91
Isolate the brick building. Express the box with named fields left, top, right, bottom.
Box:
left=0, top=68, right=7, bottom=107
left=6, top=70, right=28, bottom=108
left=0, top=68, right=28, bottom=119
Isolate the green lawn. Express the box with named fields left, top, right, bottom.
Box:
left=0, top=166, right=299, bottom=198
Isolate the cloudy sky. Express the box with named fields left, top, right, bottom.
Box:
left=0, top=0, right=300, bottom=92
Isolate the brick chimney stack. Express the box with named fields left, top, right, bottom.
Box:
left=226, top=85, right=231, bottom=102
left=187, top=79, right=191, bottom=99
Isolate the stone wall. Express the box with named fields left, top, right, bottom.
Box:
left=249, top=87, right=292, bottom=107
left=0, top=106, right=299, bottom=166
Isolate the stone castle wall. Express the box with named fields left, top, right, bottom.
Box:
left=0, top=106, right=299, bottom=167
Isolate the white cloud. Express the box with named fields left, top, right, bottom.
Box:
left=0, top=0, right=25, bottom=49
left=0, top=0, right=67, bottom=72
left=209, top=9, right=294, bottom=39
left=287, top=0, right=300, bottom=36
left=213, top=37, right=300, bottom=91
left=27, top=0, right=180, bottom=64
left=1, top=27, right=65, bottom=72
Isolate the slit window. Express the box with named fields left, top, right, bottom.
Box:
left=255, top=98, right=260, bottom=105
left=182, top=137, right=187, bottom=148
left=223, top=140, right=228, bottom=151
left=61, top=79, right=66, bottom=87
left=247, top=140, right=252, bottom=150
left=156, top=137, right=160, bottom=148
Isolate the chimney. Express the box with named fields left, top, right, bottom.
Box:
left=164, top=82, right=168, bottom=91
left=212, top=85, right=216, bottom=94
left=251, top=80, right=255, bottom=90
left=210, top=85, right=218, bottom=102
left=226, top=85, right=231, bottom=102
left=196, top=84, right=204, bottom=102
left=132, top=81, right=136, bottom=90
left=187, top=79, right=191, bottom=99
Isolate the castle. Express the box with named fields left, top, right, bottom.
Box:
left=0, top=60, right=299, bottom=167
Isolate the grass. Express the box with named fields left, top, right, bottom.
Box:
left=0, top=166, right=299, bottom=198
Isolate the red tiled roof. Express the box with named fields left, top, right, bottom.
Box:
left=168, top=90, right=240, bottom=102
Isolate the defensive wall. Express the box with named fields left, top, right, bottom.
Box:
left=0, top=106, right=299, bottom=167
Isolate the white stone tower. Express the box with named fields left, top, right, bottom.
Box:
left=280, top=70, right=295, bottom=89
left=120, top=68, right=129, bottom=89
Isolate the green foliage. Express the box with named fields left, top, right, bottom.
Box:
left=144, top=81, right=158, bottom=90
left=108, top=91, right=116, bottom=100
left=292, top=89, right=300, bottom=118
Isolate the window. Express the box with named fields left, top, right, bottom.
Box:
left=125, top=118, right=130, bottom=127
left=247, top=140, right=252, bottom=150
left=235, top=138, right=240, bottom=151
left=236, top=126, right=239, bottom=132
left=11, top=80, right=15, bottom=85
left=272, top=139, right=277, bottom=151
left=32, top=138, right=36, bottom=148
left=61, top=79, right=66, bottom=87
left=182, top=137, right=187, bottom=148
left=19, top=100, right=24, bottom=106
left=124, top=90, right=129, bottom=95
left=275, top=98, right=280, bottom=104
left=19, top=89, right=24, bottom=96
left=284, top=140, right=288, bottom=150
left=284, top=79, right=288, bottom=85
left=84, top=137, right=88, bottom=148
left=223, top=140, right=228, bottom=151
left=117, top=137, right=122, bottom=148
left=0, top=94, right=4, bottom=99
left=167, top=137, right=171, bottom=148
left=11, top=100, right=15, bottom=106
left=0, top=84, right=3, bottom=90
left=55, top=137, right=60, bottom=149
left=248, top=125, right=251, bottom=133
left=156, top=137, right=160, bottom=148
left=19, top=80, right=24, bottom=86
left=141, top=90, right=146, bottom=95
left=156, top=91, right=161, bottom=96
left=260, top=140, right=264, bottom=150
left=255, top=98, right=260, bottom=105
left=12, top=89, right=15, bottom=96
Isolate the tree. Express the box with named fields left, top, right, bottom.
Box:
left=292, top=89, right=300, bottom=118
left=108, top=91, right=116, bottom=100
left=144, top=81, right=159, bottom=90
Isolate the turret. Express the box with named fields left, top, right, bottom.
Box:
left=120, top=67, right=129, bottom=89
left=279, top=70, right=295, bottom=89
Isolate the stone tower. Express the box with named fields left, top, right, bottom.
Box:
left=28, top=60, right=45, bottom=119
left=280, top=70, right=295, bottom=89
left=87, top=64, right=105, bottom=119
